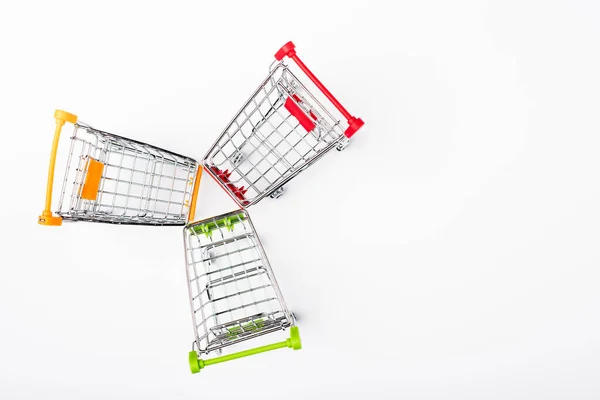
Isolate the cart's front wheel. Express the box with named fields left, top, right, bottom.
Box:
left=232, top=151, right=244, bottom=166
left=270, top=186, right=285, bottom=199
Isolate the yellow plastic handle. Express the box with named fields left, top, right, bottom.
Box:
left=38, top=110, right=78, bottom=226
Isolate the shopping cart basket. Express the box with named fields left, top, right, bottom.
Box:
left=203, top=41, right=364, bottom=207
left=38, top=110, right=202, bottom=226
left=184, top=210, right=300, bottom=373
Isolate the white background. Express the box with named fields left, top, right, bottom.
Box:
left=1, top=0, right=599, bottom=398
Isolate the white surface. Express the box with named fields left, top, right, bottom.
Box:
left=1, top=0, right=599, bottom=398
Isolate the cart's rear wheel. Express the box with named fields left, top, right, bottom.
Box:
left=336, top=138, right=350, bottom=152
left=291, top=312, right=299, bottom=324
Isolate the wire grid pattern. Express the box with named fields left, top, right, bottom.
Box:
left=184, top=211, right=292, bottom=354
left=203, top=63, right=347, bottom=206
left=56, top=124, right=198, bottom=225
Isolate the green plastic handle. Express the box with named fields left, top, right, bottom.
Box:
left=189, top=326, right=301, bottom=373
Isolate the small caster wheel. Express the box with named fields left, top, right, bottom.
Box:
left=232, top=151, right=244, bottom=166
left=201, top=248, right=213, bottom=260
left=336, top=138, right=350, bottom=152
left=290, top=312, right=299, bottom=324
left=269, top=186, right=285, bottom=199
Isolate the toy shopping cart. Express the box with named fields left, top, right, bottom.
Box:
left=38, top=110, right=202, bottom=226
left=203, top=41, right=364, bottom=207
left=184, top=210, right=300, bottom=373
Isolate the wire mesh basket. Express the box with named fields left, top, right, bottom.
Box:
left=38, top=110, right=202, bottom=226
left=184, top=210, right=301, bottom=373
left=203, top=41, right=364, bottom=207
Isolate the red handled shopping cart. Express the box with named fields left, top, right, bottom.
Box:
left=202, top=41, right=364, bottom=207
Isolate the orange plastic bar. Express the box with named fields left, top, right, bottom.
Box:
left=187, top=166, right=203, bottom=222
left=80, top=158, right=104, bottom=201
left=38, top=110, right=78, bottom=226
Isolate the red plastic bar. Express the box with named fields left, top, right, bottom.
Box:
left=284, top=97, right=316, bottom=133
left=275, top=41, right=364, bottom=138
left=207, top=166, right=249, bottom=206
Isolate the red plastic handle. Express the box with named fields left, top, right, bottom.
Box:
left=275, top=41, right=364, bottom=138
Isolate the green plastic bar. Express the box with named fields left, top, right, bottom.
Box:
left=189, top=326, right=301, bottom=373
left=189, top=213, right=246, bottom=237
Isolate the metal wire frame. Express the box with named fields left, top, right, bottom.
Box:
left=183, top=210, right=293, bottom=355
left=55, top=123, right=199, bottom=225
left=203, top=62, right=350, bottom=207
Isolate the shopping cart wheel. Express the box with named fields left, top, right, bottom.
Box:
left=291, top=312, right=299, bottom=324
left=232, top=151, right=244, bottom=166
left=269, top=186, right=285, bottom=199
left=336, top=138, right=350, bottom=152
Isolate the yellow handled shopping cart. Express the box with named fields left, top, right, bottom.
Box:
left=38, top=110, right=202, bottom=226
